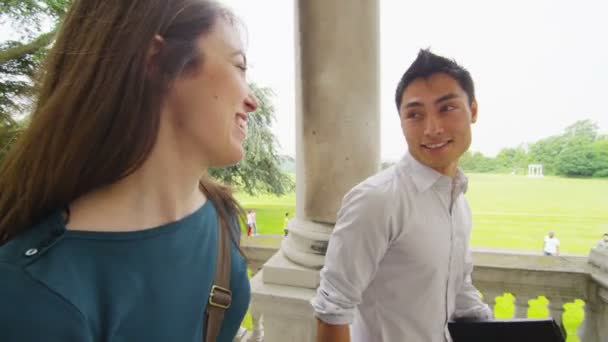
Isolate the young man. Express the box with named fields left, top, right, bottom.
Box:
left=312, top=50, right=492, bottom=342
left=543, top=231, right=560, bottom=256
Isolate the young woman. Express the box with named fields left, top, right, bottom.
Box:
left=0, top=1, right=258, bottom=341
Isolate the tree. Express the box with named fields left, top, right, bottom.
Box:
left=528, top=135, right=567, bottom=175
left=591, top=138, right=608, bottom=177
left=209, top=85, right=294, bottom=195
left=0, top=0, right=68, bottom=119
left=459, top=151, right=498, bottom=173
left=556, top=140, right=597, bottom=177
left=563, top=119, right=598, bottom=143
left=1, top=1, right=67, bottom=163
left=555, top=120, right=602, bottom=177
left=0, top=113, right=20, bottom=161
left=461, top=119, right=606, bottom=177
left=495, top=145, right=529, bottom=173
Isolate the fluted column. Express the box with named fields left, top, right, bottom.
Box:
left=249, top=1, right=381, bottom=341
left=281, top=0, right=381, bottom=268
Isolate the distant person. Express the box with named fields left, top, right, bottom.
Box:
left=247, top=210, right=254, bottom=236
left=284, top=212, right=290, bottom=236
left=247, top=209, right=258, bottom=236
left=251, top=209, right=258, bottom=235
left=543, top=231, right=560, bottom=256
left=597, top=233, right=608, bottom=250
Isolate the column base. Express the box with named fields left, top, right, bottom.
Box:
left=263, top=250, right=320, bottom=289
left=283, top=217, right=333, bottom=269
left=251, top=260, right=318, bottom=342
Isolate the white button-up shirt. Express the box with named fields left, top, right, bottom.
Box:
left=543, top=236, right=560, bottom=255
left=312, top=153, right=492, bottom=342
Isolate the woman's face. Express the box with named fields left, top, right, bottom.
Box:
left=162, top=18, right=258, bottom=168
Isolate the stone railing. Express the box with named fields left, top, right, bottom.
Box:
left=472, top=248, right=608, bottom=341
left=242, top=244, right=278, bottom=276
left=235, top=245, right=276, bottom=342
left=240, top=244, right=608, bottom=342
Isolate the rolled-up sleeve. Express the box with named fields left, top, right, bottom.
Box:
left=311, top=185, right=391, bottom=325
left=452, top=248, right=493, bottom=321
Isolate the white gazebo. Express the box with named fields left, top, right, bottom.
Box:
left=528, top=164, right=544, bottom=178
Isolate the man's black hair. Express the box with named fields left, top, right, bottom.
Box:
left=395, top=49, right=475, bottom=111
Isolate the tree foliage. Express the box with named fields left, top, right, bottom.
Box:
left=0, top=0, right=67, bottom=121
left=460, top=119, right=608, bottom=178
left=209, top=85, right=294, bottom=195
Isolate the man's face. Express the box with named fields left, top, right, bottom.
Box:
left=549, top=232, right=554, bottom=238
left=399, top=73, right=477, bottom=177
left=603, top=235, right=608, bottom=242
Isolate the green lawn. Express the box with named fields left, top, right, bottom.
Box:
left=467, top=174, right=608, bottom=254
left=238, top=174, right=608, bottom=254
left=236, top=174, right=607, bottom=341
left=237, top=192, right=295, bottom=236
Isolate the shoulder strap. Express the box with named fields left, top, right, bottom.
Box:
left=204, top=219, right=232, bottom=342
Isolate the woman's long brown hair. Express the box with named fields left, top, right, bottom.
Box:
left=0, top=0, right=245, bottom=247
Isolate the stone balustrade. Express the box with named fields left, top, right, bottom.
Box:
left=240, top=245, right=608, bottom=342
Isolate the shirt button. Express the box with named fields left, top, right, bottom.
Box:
left=24, top=248, right=38, bottom=257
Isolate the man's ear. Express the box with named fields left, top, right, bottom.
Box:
left=145, top=35, right=165, bottom=78
left=470, top=100, right=478, bottom=123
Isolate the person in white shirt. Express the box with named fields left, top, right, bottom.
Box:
left=312, top=49, right=493, bottom=342
left=246, top=210, right=254, bottom=236
left=246, top=209, right=258, bottom=236
left=597, top=233, right=608, bottom=250
left=543, top=231, right=560, bottom=256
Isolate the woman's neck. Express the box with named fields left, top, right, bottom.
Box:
left=67, top=129, right=208, bottom=232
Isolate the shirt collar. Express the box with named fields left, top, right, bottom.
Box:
left=398, top=152, right=468, bottom=194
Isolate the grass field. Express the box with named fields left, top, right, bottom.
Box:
left=238, top=174, right=608, bottom=254
left=466, top=174, right=608, bottom=254
left=236, top=174, right=608, bottom=341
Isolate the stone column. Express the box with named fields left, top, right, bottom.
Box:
left=282, top=0, right=381, bottom=268
left=249, top=0, right=380, bottom=341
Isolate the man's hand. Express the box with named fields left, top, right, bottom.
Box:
left=316, top=319, right=350, bottom=342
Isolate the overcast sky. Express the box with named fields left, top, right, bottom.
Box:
left=221, top=0, right=608, bottom=160
left=2, top=1, right=606, bottom=161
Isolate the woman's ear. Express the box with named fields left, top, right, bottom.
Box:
left=145, top=35, right=165, bottom=79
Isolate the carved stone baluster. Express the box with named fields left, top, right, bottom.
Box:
left=545, top=296, right=566, bottom=327
left=481, top=290, right=502, bottom=316
left=513, top=293, right=534, bottom=319
left=577, top=301, right=599, bottom=342
left=247, top=301, right=264, bottom=342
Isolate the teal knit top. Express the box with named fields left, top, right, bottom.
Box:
left=0, top=200, right=250, bottom=341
